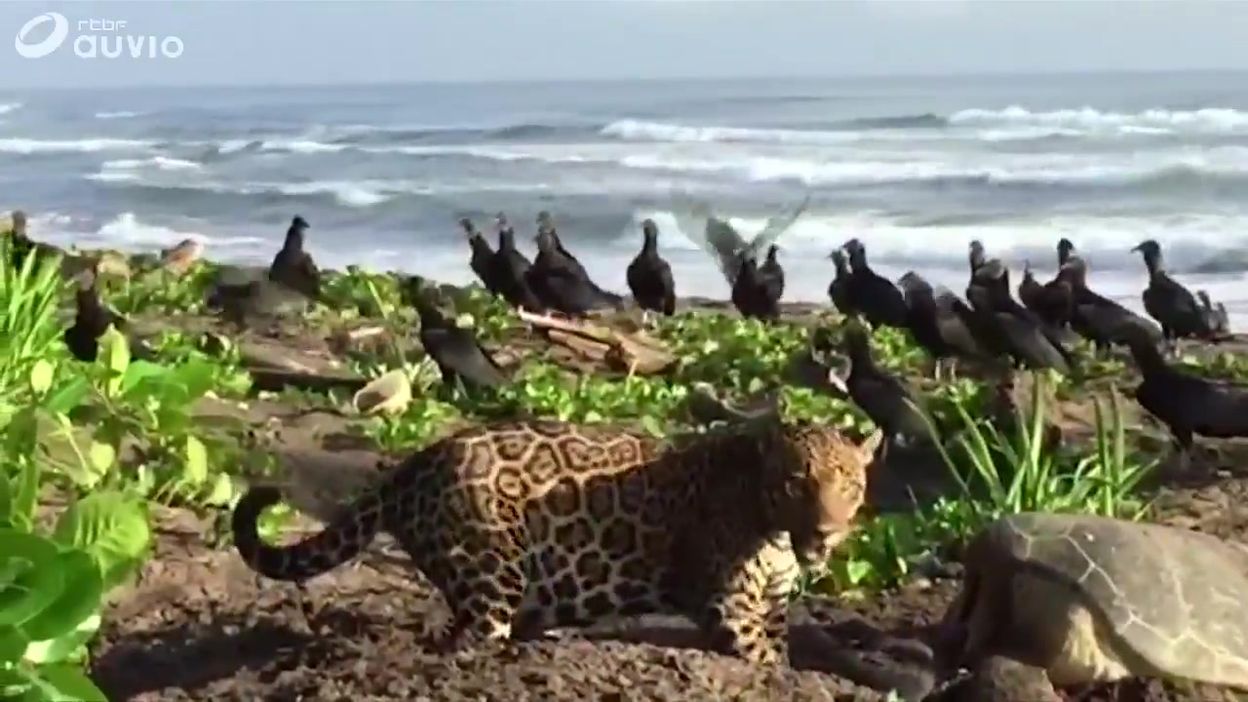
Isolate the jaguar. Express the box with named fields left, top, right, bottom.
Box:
left=232, top=419, right=881, bottom=663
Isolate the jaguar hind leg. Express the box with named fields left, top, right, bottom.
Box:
left=433, top=532, right=531, bottom=651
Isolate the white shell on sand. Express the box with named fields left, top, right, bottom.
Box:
left=352, top=369, right=411, bottom=416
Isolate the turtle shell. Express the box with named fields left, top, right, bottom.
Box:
left=980, top=512, right=1248, bottom=689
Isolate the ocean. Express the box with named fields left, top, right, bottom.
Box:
left=3, top=71, right=1248, bottom=326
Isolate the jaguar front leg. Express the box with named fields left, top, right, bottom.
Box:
left=698, top=590, right=786, bottom=664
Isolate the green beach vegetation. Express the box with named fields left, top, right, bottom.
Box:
left=0, top=238, right=1183, bottom=698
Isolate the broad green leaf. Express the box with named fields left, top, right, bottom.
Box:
left=171, top=358, right=216, bottom=399
left=117, top=357, right=170, bottom=397
left=8, top=455, right=38, bottom=533
left=0, top=474, right=10, bottom=529
left=0, top=532, right=63, bottom=628
left=0, top=668, right=31, bottom=698
left=0, top=624, right=28, bottom=663
left=19, top=550, right=103, bottom=646
left=202, top=473, right=237, bottom=507
left=22, top=613, right=100, bottom=667
left=51, top=493, right=150, bottom=590
left=183, top=436, right=208, bottom=486
left=42, top=377, right=89, bottom=415
left=639, top=415, right=665, bottom=438
left=845, top=559, right=874, bottom=586
left=87, top=442, right=115, bottom=477
left=99, top=325, right=130, bottom=397
left=27, top=361, right=53, bottom=396
left=19, top=662, right=108, bottom=702
left=3, top=407, right=37, bottom=457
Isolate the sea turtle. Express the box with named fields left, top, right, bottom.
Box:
left=942, top=512, right=1248, bottom=691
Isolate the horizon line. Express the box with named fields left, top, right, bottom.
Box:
left=6, top=66, right=1248, bottom=93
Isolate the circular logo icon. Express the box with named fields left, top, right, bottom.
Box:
left=15, top=12, right=69, bottom=59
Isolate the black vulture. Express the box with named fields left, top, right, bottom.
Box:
left=1196, top=290, right=1231, bottom=337
left=1056, top=256, right=1162, bottom=353
left=7, top=209, right=60, bottom=271
left=730, top=254, right=780, bottom=321
left=626, top=219, right=676, bottom=321
left=843, top=238, right=907, bottom=329
left=491, top=213, right=544, bottom=312
left=966, top=259, right=1075, bottom=375
left=534, top=211, right=599, bottom=283
left=669, top=193, right=809, bottom=287
left=968, top=239, right=986, bottom=274
left=1016, top=262, right=1044, bottom=316
left=839, top=322, right=929, bottom=457
left=527, top=221, right=621, bottom=316
left=209, top=278, right=310, bottom=328
left=1018, top=260, right=1074, bottom=331
left=897, top=271, right=988, bottom=378
left=1057, top=237, right=1076, bottom=266
left=267, top=215, right=321, bottom=301
left=460, top=217, right=501, bottom=296
left=827, top=248, right=854, bottom=316
left=63, top=271, right=124, bottom=362
left=413, top=288, right=507, bottom=390
left=757, top=244, right=785, bottom=308
left=1132, top=239, right=1215, bottom=349
left=1123, top=324, right=1248, bottom=471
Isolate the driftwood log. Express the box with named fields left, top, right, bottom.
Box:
left=518, top=309, right=676, bottom=376
left=239, top=339, right=369, bottom=394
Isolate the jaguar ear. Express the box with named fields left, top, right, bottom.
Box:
left=858, top=429, right=884, bottom=464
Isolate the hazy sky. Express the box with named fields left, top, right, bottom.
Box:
left=3, top=1, right=1248, bottom=89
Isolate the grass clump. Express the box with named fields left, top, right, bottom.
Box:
left=817, top=372, right=1156, bottom=593
left=0, top=240, right=68, bottom=415
left=0, top=247, right=157, bottom=700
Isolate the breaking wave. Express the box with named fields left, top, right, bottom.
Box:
left=94, top=110, right=145, bottom=120
left=0, top=137, right=153, bottom=154
left=949, top=106, right=1248, bottom=135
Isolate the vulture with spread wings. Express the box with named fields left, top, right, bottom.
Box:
left=669, top=192, right=811, bottom=286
